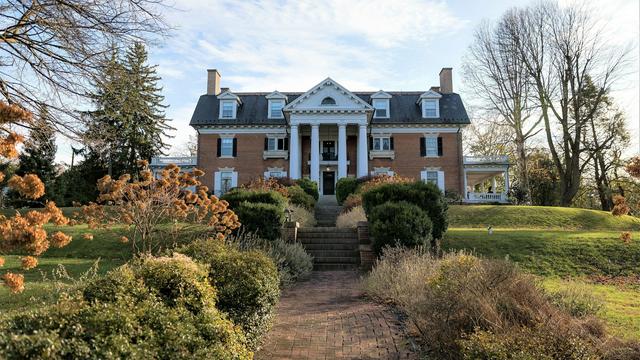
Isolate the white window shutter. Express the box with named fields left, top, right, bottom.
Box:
left=264, top=171, right=270, bottom=179
left=420, top=170, right=427, bottom=182
left=231, top=171, right=238, bottom=188
left=437, top=171, right=445, bottom=192
left=214, top=172, right=221, bottom=196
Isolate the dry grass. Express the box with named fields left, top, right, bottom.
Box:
left=287, top=205, right=316, bottom=228
left=336, top=206, right=366, bottom=229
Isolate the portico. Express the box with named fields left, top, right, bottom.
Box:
left=283, top=78, right=373, bottom=195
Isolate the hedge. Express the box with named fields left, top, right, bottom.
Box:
left=234, top=201, right=285, bottom=241
left=295, top=178, right=319, bottom=200
left=336, top=177, right=358, bottom=204
left=179, top=238, right=280, bottom=350
left=362, top=181, right=448, bottom=241
left=369, top=201, right=433, bottom=255
left=221, top=188, right=287, bottom=210
left=287, top=185, right=316, bottom=210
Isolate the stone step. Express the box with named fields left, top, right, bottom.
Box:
left=313, top=256, right=359, bottom=264
left=299, top=227, right=356, bottom=233
left=314, top=263, right=357, bottom=271
left=303, top=243, right=359, bottom=250
left=299, top=238, right=359, bottom=245
left=305, top=249, right=359, bottom=258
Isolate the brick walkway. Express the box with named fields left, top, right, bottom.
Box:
left=257, top=271, right=416, bottom=360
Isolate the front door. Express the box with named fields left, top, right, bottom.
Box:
left=322, top=171, right=335, bottom=195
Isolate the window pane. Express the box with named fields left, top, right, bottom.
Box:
left=221, top=172, right=233, bottom=193
left=222, top=102, right=234, bottom=118
left=373, top=138, right=381, bottom=151
left=424, top=100, right=437, bottom=117
left=373, top=100, right=388, bottom=118
left=221, top=138, right=234, bottom=156
left=382, top=138, right=390, bottom=151
left=426, top=137, right=437, bottom=157
left=270, top=101, right=283, bottom=118
left=425, top=171, right=438, bottom=184
left=277, top=138, right=284, bottom=150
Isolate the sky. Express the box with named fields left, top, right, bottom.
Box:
left=55, top=0, right=640, bottom=163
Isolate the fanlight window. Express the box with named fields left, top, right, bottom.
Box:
left=321, top=97, right=336, bottom=105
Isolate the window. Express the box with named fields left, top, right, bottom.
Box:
left=267, top=137, right=286, bottom=151
left=426, top=137, right=438, bottom=157
left=424, top=171, right=438, bottom=184
left=221, top=101, right=234, bottom=118
left=321, top=97, right=336, bottom=105
left=220, top=171, right=233, bottom=194
left=372, top=136, right=391, bottom=151
left=423, top=99, right=437, bottom=118
left=373, top=99, right=388, bottom=118
left=220, top=138, right=234, bottom=157
left=269, top=100, right=284, bottom=118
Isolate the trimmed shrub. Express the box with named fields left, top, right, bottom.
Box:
left=362, top=181, right=448, bottom=241
left=222, top=188, right=287, bottom=210
left=336, top=177, right=358, bottom=204
left=336, top=206, right=367, bottom=229
left=1, top=255, right=251, bottom=359
left=295, top=178, right=319, bottom=200
left=179, top=238, right=280, bottom=349
left=342, top=193, right=362, bottom=213
left=287, top=185, right=316, bottom=210
left=288, top=204, right=316, bottom=228
left=235, top=201, right=285, bottom=241
left=369, top=201, right=432, bottom=255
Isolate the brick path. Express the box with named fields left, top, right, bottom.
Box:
left=257, top=271, right=416, bottom=360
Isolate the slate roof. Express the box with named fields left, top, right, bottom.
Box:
left=189, top=91, right=469, bottom=127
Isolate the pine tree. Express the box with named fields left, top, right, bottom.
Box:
left=12, top=107, right=58, bottom=205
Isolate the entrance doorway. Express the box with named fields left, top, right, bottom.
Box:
left=322, top=171, right=335, bottom=195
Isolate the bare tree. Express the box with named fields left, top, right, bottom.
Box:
left=464, top=17, right=540, bottom=202
left=505, top=1, right=631, bottom=206
left=0, top=0, right=169, bottom=135
left=173, top=132, right=198, bottom=157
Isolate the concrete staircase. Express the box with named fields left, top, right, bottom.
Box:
left=298, top=195, right=360, bottom=271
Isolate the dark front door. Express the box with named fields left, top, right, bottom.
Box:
left=322, top=171, right=335, bottom=195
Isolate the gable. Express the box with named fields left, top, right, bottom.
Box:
left=283, top=78, right=373, bottom=112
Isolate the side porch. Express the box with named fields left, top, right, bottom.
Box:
left=463, top=155, right=510, bottom=203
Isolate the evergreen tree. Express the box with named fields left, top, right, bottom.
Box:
left=11, top=108, right=58, bottom=205
left=83, top=42, right=173, bottom=177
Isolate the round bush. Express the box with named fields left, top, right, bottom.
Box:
left=336, top=177, right=358, bottom=204
left=179, top=239, right=280, bottom=350
left=369, top=201, right=432, bottom=255
left=287, top=185, right=316, bottom=210
left=294, top=178, right=319, bottom=200
left=221, top=188, right=287, bottom=210
left=83, top=254, right=216, bottom=315
left=234, top=201, right=285, bottom=241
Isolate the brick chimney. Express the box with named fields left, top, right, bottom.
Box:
left=439, top=67, right=453, bottom=94
left=207, top=69, right=221, bottom=95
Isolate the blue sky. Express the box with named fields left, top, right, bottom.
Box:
left=55, top=0, right=640, bottom=162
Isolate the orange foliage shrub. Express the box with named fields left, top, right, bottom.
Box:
left=241, top=176, right=289, bottom=197
left=82, top=233, right=94, bottom=241
left=21, top=256, right=38, bottom=270
left=342, top=193, right=363, bottom=213
left=79, top=162, right=240, bottom=254
left=50, top=231, right=72, bottom=248
left=8, top=174, right=45, bottom=199
left=358, top=174, right=414, bottom=194
left=2, top=272, right=25, bottom=294
left=620, top=232, right=632, bottom=244
left=0, top=257, right=4, bottom=267
left=611, top=195, right=630, bottom=216
left=626, top=156, right=640, bottom=178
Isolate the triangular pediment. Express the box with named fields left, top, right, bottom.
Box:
left=371, top=90, right=392, bottom=99
left=418, top=89, right=442, bottom=100
left=283, top=78, right=373, bottom=112
left=217, top=90, right=241, bottom=102
left=266, top=90, right=287, bottom=100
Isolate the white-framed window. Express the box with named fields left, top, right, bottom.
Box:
left=220, top=138, right=234, bottom=157
left=373, top=99, right=389, bottom=118
left=425, top=137, right=438, bottom=157
left=220, top=171, right=233, bottom=193
left=221, top=101, right=235, bottom=118
left=425, top=170, right=438, bottom=184
left=372, top=136, right=391, bottom=151
left=267, top=137, right=286, bottom=151
left=214, top=168, right=238, bottom=196
left=269, top=100, right=284, bottom=119
left=422, top=99, right=438, bottom=118
left=421, top=169, right=445, bottom=192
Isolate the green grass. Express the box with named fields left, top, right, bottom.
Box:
left=449, top=205, right=640, bottom=230
left=543, top=278, right=640, bottom=340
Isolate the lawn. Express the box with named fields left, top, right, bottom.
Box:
left=444, top=205, right=640, bottom=340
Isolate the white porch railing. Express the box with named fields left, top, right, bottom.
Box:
left=463, top=155, right=509, bottom=164
left=467, top=192, right=507, bottom=202
left=150, top=156, right=197, bottom=167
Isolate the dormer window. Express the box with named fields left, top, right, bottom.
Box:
left=321, top=97, right=336, bottom=105
left=423, top=99, right=438, bottom=118
left=221, top=101, right=234, bottom=118
left=269, top=100, right=284, bottom=119
left=373, top=99, right=389, bottom=118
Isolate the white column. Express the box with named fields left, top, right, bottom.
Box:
left=310, top=124, right=320, bottom=184
left=357, top=124, right=368, bottom=177
left=504, top=167, right=510, bottom=193
left=463, top=169, right=468, bottom=201
left=491, top=177, right=497, bottom=192
left=289, top=125, right=300, bottom=179
left=338, top=124, right=347, bottom=179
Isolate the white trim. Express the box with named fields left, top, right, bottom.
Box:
left=217, top=91, right=241, bottom=101
left=417, top=89, right=442, bottom=101
left=437, top=171, right=445, bottom=192
left=265, top=90, right=288, bottom=100
left=268, top=99, right=285, bottom=119
left=283, top=77, right=374, bottom=111
left=214, top=168, right=237, bottom=196
left=371, top=167, right=394, bottom=176
left=372, top=98, right=390, bottom=119
left=370, top=126, right=461, bottom=133
left=370, top=90, right=392, bottom=99
left=264, top=167, right=287, bottom=179
left=289, top=113, right=368, bottom=126
left=198, top=127, right=287, bottom=134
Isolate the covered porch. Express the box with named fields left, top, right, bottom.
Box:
left=463, top=155, right=510, bottom=203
